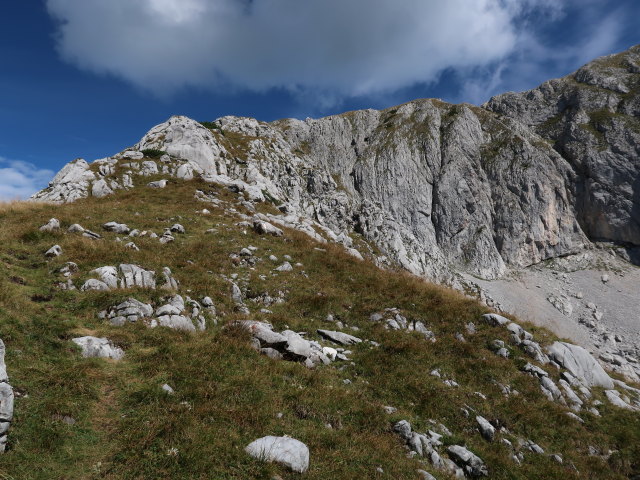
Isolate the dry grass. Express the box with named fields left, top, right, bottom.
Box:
left=0, top=179, right=637, bottom=479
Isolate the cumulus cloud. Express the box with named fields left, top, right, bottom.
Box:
left=458, top=1, right=630, bottom=103
left=46, top=0, right=559, bottom=99
left=0, top=157, right=54, bottom=201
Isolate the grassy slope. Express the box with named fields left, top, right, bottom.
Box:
left=0, top=177, right=638, bottom=479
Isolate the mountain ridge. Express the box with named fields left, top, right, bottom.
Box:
left=31, top=44, right=640, bottom=377
left=0, top=45, right=638, bottom=478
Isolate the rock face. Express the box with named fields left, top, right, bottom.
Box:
left=485, top=45, right=640, bottom=250
left=32, top=45, right=640, bottom=286
left=547, top=342, right=614, bottom=389
left=245, top=436, right=309, bottom=473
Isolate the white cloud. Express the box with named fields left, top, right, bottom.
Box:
left=46, top=0, right=560, bottom=99
left=457, top=2, right=627, bottom=104
left=0, top=157, right=54, bottom=201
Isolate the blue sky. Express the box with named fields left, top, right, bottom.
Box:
left=1, top=0, right=639, bottom=199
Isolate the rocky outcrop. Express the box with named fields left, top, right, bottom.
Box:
left=547, top=342, right=614, bottom=389
left=79, top=264, right=178, bottom=291
left=99, top=295, right=210, bottom=332
left=485, top=45, right=640, bottom=250
left=33, top=46, right=640, bottom=287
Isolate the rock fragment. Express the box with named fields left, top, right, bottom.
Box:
left=72, top=336, right=124, bottom=360
left=245, top=436, right=309, bottom=473
left=317, top=329, right=362, bottom=346
left=148, top=180, right=167, bottom=188
left=253, top=219, right=283, bottom=236
left=103, top=222, right=130, bottom=234
left=39, top=218, right=60, bottom=232
left=45, top=245, right=62, bottom=257
left=447, top=445, right=488, bottom=477
left=0, top=340, right=14, bottom=453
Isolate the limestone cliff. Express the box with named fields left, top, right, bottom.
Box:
left=33, top=45, right=640, bottom=284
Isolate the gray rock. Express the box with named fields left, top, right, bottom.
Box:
left=524, top=440, right=545, bottom=454
left=159, top=233, right=174, bottom=244
left=103, top=222, right=130, bottom=234
left=275, top=262, right=293, bottom=272
left=121, top=150, right=143, bottom=160
left=154, top=315, right=196, bottom=332
left=565, top=412, right=585, bottom=423
left=148, top=179, right=167, bottom=188
left=495, top=348, right=510, bottom=358
left=447, top=445, right=488, bottom=477
left=260, top=347, right=284, bottom=360
left=31, top=158, right=95, bottom=203
left=231, top=283, right=244, bottom=305
left=109, top=298, right=154, bottom=322
left=45, top=245, right=62, bottom=257
left=0, top=339, right=14, bottom=453
left=547, top=294, right=573, bottom=316
left=160, top=267, right=179, bottom=290
left=202, top=296, right=214, bottom=307
left=72, top=336, right=124, bottom=360
left=67, top=223, right=85, bottom=233
left=482, top=313, right=510, bottom=326
left=170, top=224, right=185, bottom=234
left=522, top=362, right=548, bottom=377
left=280, top=330, right=313, bottom=359
left=83, top=230, right=102, bottom=240
left=604, top=390, right=637, bottom=410
left=161, top=384, right=175, bottom=395
left=476, top=416, right=495, bottom=441
left=80, top=278, right=110, bottom=291
left=393, top=420, right=412, bottom=441
left=140, top=161, right=158, bottom=176
left=317, top=329, right=362, bottom=346
left=155, top=304, right=183, bottom=317
left=245, top=436, right=309, bottom=473
left=486, top=45, right=640, bottom=250
left=237, top=321, right=288, bottom=347
left=39, top=218, right=60, bottom=232
left=119, top=264, right=156, bottom=289
left=91, top=179, right=114, bottom=198
left=253, top=219, right=284, bottom=236
left=417, top=470, right=437, bottom=480
left=124, top=242, right=139, bottom=251
left=540, top=376, right=566, bottom=404
left=547, top=342, right=614, bottom=388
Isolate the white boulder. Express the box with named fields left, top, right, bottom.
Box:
left=547, top=342, right=614, bottom=389
left=39, top=218, right=60, bottom=232
left=72, top=336, right=124, bottom=360
left=245, top=436, right=309, bottom=473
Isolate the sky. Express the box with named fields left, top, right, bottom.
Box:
left=1, top=0, right=639, bottom=200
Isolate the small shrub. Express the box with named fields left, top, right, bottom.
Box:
left=141, top=149, right=167, bottom=158
left=199, top=121, right=221, bottom=130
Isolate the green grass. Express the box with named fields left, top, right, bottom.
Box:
left=0, top=180, right=638, bottom=479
